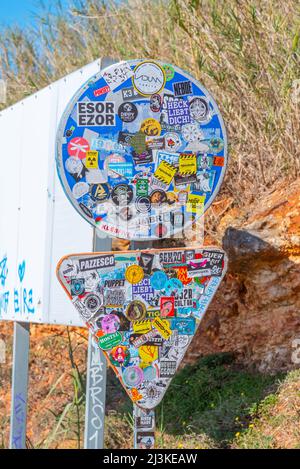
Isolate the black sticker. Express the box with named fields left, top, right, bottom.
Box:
left=77, top=101, right=115, bottom=127
left=172, top=80, right=193, bottom=97
left=79, top=255, right=115, bottom=271
left=139, top=252, right=154, bottom=275
left=118, top=102, right=138, bottom=122
left=111, top=184, right=134, bottom=206
left=70, top=278, right=85, bottom=296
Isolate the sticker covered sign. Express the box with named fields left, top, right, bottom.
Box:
left=56, top=59, right=227, bottom=240
left=57, top=247, right=227, bottom=410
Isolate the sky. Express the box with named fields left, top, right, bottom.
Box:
left=0, top=0, right=70, bottom=29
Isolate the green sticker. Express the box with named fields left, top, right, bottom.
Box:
left=98, top=331, right=122, bottom=351
left=163, top=64, right=175, bottom=81
left=136, top=179, right=149, bottom=197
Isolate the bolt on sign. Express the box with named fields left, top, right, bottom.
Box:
left=56, top=59, right=229, bottom=449
left=56, top=59, right=227, bottom=241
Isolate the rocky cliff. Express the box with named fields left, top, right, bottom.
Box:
left=185, top=179, right=300, bottom=372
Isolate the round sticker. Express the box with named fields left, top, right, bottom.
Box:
left=56, top=59, right=228, bottom=240
left=150, top=271, right=168, bottom=290
left=67, top=137, right=90, bottom=159
left=110, top=345, right=130, bottom=367
left=101, top=314, right=120, bottom=334
left=123, top=365, right=144, bottom=388
left=118, top=102, right=138, bottom=122
left=125, top=300, right=146, bottom=321
left=140, top=118, right=161, bottom=136
left=125, top=265, right=144, bottom=284
left=84, top=293, right=102, bottom=313
left=133, top=61, right=166, bottom=96
left=111, top=184, right=133, bottom=206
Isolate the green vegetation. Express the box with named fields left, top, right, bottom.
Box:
left=0, top=0, right=299, bottom=211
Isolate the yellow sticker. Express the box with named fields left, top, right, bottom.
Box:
left=152, top=317, right=172, bottom=340
left=138, top=345, right=158, bottom=363
left=179, top=153, right=197, bottom=175
left=85, top=150, right=99, bottom=169
left=140, top=118, right=161, bottom=136
left=133, top=320, right=152, bottom=334
left=186, top=194, right=205, bottom=214
left=125, top=265, right=144, bottom=284
left=154, top=160, right=177, bottom=186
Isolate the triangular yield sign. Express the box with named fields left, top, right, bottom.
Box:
left=57, top=247, right=227, bottom=410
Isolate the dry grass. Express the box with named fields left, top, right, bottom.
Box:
left=0, top=0, right=299, bottom=208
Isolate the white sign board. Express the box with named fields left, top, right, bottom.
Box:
left=0, top=59, right=108, bottom=325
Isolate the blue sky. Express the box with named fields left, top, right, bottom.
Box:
left=0, top=0, right=70, bottom=29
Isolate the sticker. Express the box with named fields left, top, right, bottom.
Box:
left=166, top=98, right=191, bottom=126
left=163, top=64, right=175, bottom=81
left=98, top=331, right=122, bottom=350
left=136, top=179, right=149, bottom=197
left=136, top=432, right=155, bottom=449
left=150, top=94, right=162, bottom=112
left=93, top=84, right=110, bottom=97
left=77, top=101, right=115, bottom=127
left=85, top=150, right=99, bottom=169
left=172, top=81, right=193, bottom=97
left=121, top=86, right=139, bottom=101
left=160, top=297, right=175, bottom=318
left=189, top=96, right=211, bottom=123
left=150, top=271, right=168, bottom=290
left=171, top=317, right=195, bottom=335
left=159, top=360, right=177, bottom=377
left=179, top=153, right=197, bottom=175
left=125, top=300, right=146, bottom=321
left=135, top=196, right=151, bottom=213
left=164, top=132, right=182, bottom=152
left=110, top=345, right=130, bottom=367
left=132, top=320, right=152, bottom=334
left=186, top=194, right=205, bottom=214
left=118, top=102, right=138, bottom=122
left=102, top=62, right=134, bottom=90
left=125, top=265, right=145, bottom=284
left=133, top=61, right=166, bottom=96
left=111, top=184, right=133, bottom=206
left=138, top=253, right=154, bottom=275
left=138, top=345, right=158, bottom=363
left=84, top=293, right=102, bottom=313
left=89, top=183, right=110, bottom=201
left=70, top=278, right=85, bottom=296
left=145, top=136, right=165, bottom=150
left=131, top=388, right=143, bottom=402
left=153, top=160, right=177, bottom=186
left=213, top=156, right=224, bottom=166
left=72, top=181, right=89, bottom=199
left=67, top=137, right=90, bottom=159
left=79, top=255, right=115, bottom=271
left=140, top=118, right=161, bottom=136
left=101, top=314, right=120, bottom=334
left=153, top=317, right=172, bottom=339
left=123, top=366, right=144, bottom=388
left=150, top=190, right=167, bottom=205
left=104, top=289, right=125, bottom=306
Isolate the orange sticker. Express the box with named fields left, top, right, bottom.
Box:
left=131, top=388, right=143, bottom=402
left=213, top=156, right=224, bottom=167
left=176, top=266, right=192, bottom=285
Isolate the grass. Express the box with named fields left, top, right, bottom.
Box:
left=0, top=0, right=299, bottom=219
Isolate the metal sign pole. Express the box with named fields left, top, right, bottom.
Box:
left=83, top=55, right=116, bottom=450
left=134, top=405, right=155, bottom=449
left=9, top=321, right=30, bottom=449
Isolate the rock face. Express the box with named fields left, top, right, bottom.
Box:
left=185, top=179, right=300, bottom=373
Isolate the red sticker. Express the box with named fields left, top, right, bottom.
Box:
left=67, top=137, right=90, bottom=159
left=160, top=296, right=175, bottom=317
left=94, top=85, right=111, bottom=97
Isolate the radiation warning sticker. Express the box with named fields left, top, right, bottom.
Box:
left=56, top=59, right=228, bottom=240
left=154, top=160, right=177, bottom=186
left=57, top=247, right=227, bottom=409
left=85, top=150, right=99, bottom=169
left=179, top=153, right=197, bottom=175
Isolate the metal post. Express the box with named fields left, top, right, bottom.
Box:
left=83, top=55, right=116, bottom=450
left=134, top=405, right=155, bottom=449
left=9, top=321, right=30, bottom=449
